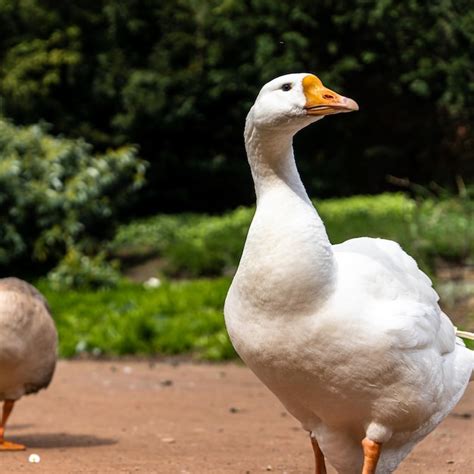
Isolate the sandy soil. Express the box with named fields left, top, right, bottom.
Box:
left=2, top=360, right=473, bottom=473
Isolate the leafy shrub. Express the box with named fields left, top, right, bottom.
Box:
left=415, top=198, right=473, bottom=263
left=165, top=207, right=254, bottom=276
left=111, top=207, right=254, bottom=276
left=111, top=213, right=202, bottom=258
left=47, top=248, right=121, bottom=290
left=0, top=117, right=146, bottom=276
left=112, top=193, right=473, bottom=278
left=319, top=193, right=416, bottom=247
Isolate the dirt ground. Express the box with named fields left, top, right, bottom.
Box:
left=2, top=360, right=473, bottom=473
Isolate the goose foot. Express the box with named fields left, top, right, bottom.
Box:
left=310, top=434, right=327, bottom=474
left=361, top=437, right=382, bottom=474
left=0, top=440, right=25, bottom=451
left=0, top=400, right=25, bottom=452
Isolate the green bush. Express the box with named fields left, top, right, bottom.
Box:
left=415, top=198, right=473, bottom=263
left=0, top=117, right=146, bottom=277
left=318, top=193, right=416, bottom=246
left=111, top=207, right=254, bottom=276
left=111, top=213, right=202, bottom=258
left=112, top=193, right=473, bottom=277
left=47, top=248, right=121, bottom=290
left=165, top=207, right=254, bottom=276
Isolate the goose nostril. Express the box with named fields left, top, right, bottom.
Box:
left=323, top=94, right=334, bottom=100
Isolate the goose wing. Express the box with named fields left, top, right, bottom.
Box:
left=333, top=237, right=455, bottom=354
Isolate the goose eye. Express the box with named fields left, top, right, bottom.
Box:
left=281, top=83, right=292, bottom=92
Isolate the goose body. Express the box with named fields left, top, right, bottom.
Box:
left=224, top=73, right=474, bottom=473
left=0, top=277, right=57, bottom=450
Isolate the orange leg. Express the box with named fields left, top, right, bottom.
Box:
left=310, top=435, right=327, bottom=474
left=0, top=400, right=25, bottom=451
left=361, top=437, right=382, bottom=474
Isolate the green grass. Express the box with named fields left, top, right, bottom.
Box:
left=39, top=275, right=474, bottom=359
left=38, top=278, right=235, bottom=360
left=462, top=309, right=474, bottom=350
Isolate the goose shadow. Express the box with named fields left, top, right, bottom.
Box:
left=9, top=432, right=117, bottom=449
left=8, top=424, right=34, bottom=431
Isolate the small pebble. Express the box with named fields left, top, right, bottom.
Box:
left=144, top=277, right=161, bottom=289
left=160, top=379, right=173, bottom=387
left=28, top=454, right=41, bottom=463
left=92, top=347, right=101, bottom=357
left=161, top=437, right=176, bottom=443
left=229, top=407, right=240, bottom=413
left=446, top=460, right=455, bottom=464
left=123, top=366, right=132, bottom=374
left=266, top=465, right=273, bottom=471
left=75, top=340, right=87, bottom=352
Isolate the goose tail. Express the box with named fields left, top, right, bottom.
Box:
left=456, top=329, right=474, bottom=341
left=471, top=350, right=474, bottom=383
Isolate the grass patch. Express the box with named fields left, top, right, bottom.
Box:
left=465, top=339, right=474, bottom=350
left=39, top=275, right=474, bottom=360
left=38, top=278, right=235, bottom=361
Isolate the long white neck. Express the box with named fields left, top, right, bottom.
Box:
left=245, top=120, right=311, bottom=205
left=233, top=116, right=337, bottom=317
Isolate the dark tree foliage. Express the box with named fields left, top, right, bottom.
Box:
left=0, top=0, right=472, bottom=212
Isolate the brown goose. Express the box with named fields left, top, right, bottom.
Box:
left=0, top=278, right=57, bottom=451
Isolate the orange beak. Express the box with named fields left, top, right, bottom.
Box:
left=303, top=75, right=359, bottom=116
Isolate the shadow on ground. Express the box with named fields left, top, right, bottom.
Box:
left=8, top=424, right=34, bottom=431
left=9, top=433, right=117, bottom=449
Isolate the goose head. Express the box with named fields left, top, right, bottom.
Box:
left=248, top=73, right=358, bottom=133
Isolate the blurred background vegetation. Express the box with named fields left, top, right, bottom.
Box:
left=0, top=0, right=472, bottom=358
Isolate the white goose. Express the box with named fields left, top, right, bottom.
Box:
left=0, top=278, right=57, bottom=451
left=224, top=73, right=474, bottom=474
